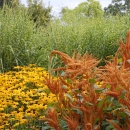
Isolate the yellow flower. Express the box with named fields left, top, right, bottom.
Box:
left=39, top=115, right=45, bottom=120
left=18, top=107, right=23, bottom=112
left=20, top=119, right=28, bottom=124
left=0, top=107, right=4, bottom=111
left=13, top=122, right=20, bottom=127
left=96, top=81, right=103, bottom=88
left=0, top=64, right=59, bottom=128
left=0, top=125, right=4, bottom=129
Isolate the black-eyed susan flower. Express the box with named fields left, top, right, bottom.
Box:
left=0, top=64, right=58, bottom=129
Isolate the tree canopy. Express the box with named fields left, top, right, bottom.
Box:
left=104, top=0, right=130, bottom=15
left=0, top=0, right=20, bottom=8
left=60, top=0, right=103, bottom=21
left=27, top=0, right=52, bottom=28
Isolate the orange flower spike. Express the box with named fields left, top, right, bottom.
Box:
left=51, top=67, right=66, bottom=71
left=44, top=75, right=61, bottom=95
left=118, top=30, right=130, bottom=68
left=69, top=102, right=89, bottom=114
left=75, top=80, right=87, bottom=90
left=45, top=108, right=61, bottom=130
left=50, top=50, right=72, bottom=64
left=59, top=77, right=72, bottom=88
left=106, top=119, right=122, bottom=130
left=84, top=123, right=92, bottom=130
left=50, top=50, right=100, bottom=78
left=126, top=121, right=130, bottom=130
left=123, top=100, right=130, bottom=110
left=45, top=118, right=60, bottom=130
left=104, top=91, right=119, bottom=99
left=63, top=114, right=78, bottom=130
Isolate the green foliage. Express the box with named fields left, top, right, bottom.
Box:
left=27, top=0, right=52, bottom=28
left=0, top=6, right=51, bottom=72
left=1, top=5, right=129, bottom=72
left=46, top=16, right=130, bottom=67
left=0, top=0, right=20, bottom=8
left=0, top=0, right=5, bottom=7
left=1, top=2, right=130, bottom=72
left=61, top=0, right=104, bottom=20
left=104, top=0, right=130, bottom=16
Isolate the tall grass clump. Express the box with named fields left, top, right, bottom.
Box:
left=0, top=6, right=50, bottom=72
left=44, top=15, right=130, bottom=66
left=1, top=5, right=130, bottom=72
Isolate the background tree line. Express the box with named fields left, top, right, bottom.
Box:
left=0, top=0, right=130, bottom=27
left=0, top=0, right=52, bottom=28
left=104, top=0, right=130, bottom=16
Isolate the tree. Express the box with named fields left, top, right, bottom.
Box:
left=60, top=7, right=72, bottom=15
left=27, top=0, right=52, bottom=28
left=124, top=0, right=130, bottom=12
left=104, top=0, right=130, bottom=16
left=0, top=0, right=20, bottom=8
left=60, top=0, right=103, bottom=20
left=11, top=0, right=20, bottom=8
left=0, top=0, right=4, bottom=7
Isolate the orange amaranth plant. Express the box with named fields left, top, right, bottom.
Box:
left=97, top=30, right=130, bottom=129
left=44, top=107, right=61, bottom=130
left=117, top=30, right=130, bottom=68
left=44, top=31, right=130, bottom=130
left=45, top=50, right=104, bottom=130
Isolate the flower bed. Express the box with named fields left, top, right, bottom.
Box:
left=0, top=30, right=130, bottom=130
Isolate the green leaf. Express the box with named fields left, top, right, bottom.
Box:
left=71, top=108, right=83, bottom=115
left=89, top=78, right=95, bottom=84
left=77, top=94, right=83, bottom=98
left=119, top=90, right=126, bottom=99
left=118, top=58, right=122, bottom=63
left=45, top=89, right=51, bottom=94
left=72, top=89, right=81, bottom=93
left=113, top=99, right=120, bottom=107
left=103, top=106, right=113, bottom=112
left=61, top=71, right=65, bottom=76
left=67, top=78, right=72, bottom=84
left=60, top=120, right=68, bottom=128
left=98, top=99, right=104, bottom=108
left=42, top=126, right=52, bottom=130
left=107, top=96, right=114, bottom=102
left=47, top=102, right=56, bottom=107
left=109, top=120, right=119, bottom=124
left=106, top=124, right=116, bottom=130
left=121, top=112, right=126, bottom=118
left=62, top=85, right=67, bottom=89
left=65, top=93, right=73, bottom=102
left=94, top=84, right=99, bottom=88
left=101, top=121, right=109, bottom=126
left=85, top=101, right=93, bottom=106
left=106, top=84, right=111, bottom=89
left=95, top=88, right=104, bottom=93
left=95, top=117, right=99, bottom=123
